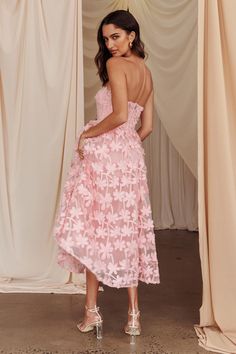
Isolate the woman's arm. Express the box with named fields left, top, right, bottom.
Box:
left=136, top=88, right=154, bottom=141
left=82, top=57, right=128, bottom=139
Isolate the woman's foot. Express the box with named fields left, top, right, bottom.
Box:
left=77, top=305, right=103, bottom=339
left=124, top=309, right=141, bottom=336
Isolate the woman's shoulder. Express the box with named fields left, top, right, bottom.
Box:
left=106, top=56, right=150, bottom=73
left=105, top=56, right=128, bottom=69
left=106, top=56, right=152, bottom=87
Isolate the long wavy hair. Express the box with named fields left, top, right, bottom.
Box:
left=94, top=10, right=146, bottom=86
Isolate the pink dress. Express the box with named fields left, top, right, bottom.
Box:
left=53, top=86, right=160, bottom=288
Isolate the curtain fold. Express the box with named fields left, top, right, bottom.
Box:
left=83, top=0, right=198, bottom=231
left=0, top=0, right=85, bottom=293
left=195, top=1, right=236, bottom=352
left=0, top=0, right=198, bottom=292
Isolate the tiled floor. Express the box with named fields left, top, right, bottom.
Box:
left=0, top=230, right=217, bottom=354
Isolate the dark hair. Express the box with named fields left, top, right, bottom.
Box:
left=94, top=10, right=146, bottom=85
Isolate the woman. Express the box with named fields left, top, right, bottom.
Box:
left=53, top=9, right=160, bottom=342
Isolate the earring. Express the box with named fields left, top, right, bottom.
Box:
left=129, top=41, right=133, bottom=48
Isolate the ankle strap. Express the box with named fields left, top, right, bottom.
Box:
left=85, top=305, right=102, bottom=322
left=85, top=305, right=100, bottom=313
left=128, top=309, right=140, bottom=317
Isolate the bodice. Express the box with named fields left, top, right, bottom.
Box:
left=94, top=86, right=144, bottom=130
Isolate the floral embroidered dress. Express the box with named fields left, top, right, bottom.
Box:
left=53, top=86, right=160, bottom=288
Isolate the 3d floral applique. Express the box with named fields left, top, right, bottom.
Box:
left=53, top=85, right=160, bottom=288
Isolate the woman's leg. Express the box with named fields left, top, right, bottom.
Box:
left=78, top=268, right=100, bottom=330
left=127, top=286, right=139, bottom=312
left=85, top=268, right=99, bottom=308
left=125, top=286, right=141, bottom=333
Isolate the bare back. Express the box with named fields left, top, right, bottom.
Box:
left=106, top=57, right=153, bottom=108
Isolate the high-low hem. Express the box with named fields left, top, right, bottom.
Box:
left=53, top=84, right=160, bottom=288
left=56, top=240, right=160, bottom=289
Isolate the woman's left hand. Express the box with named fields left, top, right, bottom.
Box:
left=76, top=132, right=87, bottom=160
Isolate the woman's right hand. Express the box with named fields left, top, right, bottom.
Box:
left=76, top=132, right=86, bottom=160
left=75, top=120, right=98, bottom=159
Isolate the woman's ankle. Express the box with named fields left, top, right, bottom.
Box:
left=128, top=306, right=139, bottom=313
left=85, top=303, right=97, bottom=310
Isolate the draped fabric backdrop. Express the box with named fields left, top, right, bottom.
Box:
left=1, top=2, right=235, bottom=353
left=83, top=0, right=198, bottom=231
left=0, top=1, right=197, bottom=293
left=194, top=1, right=236, bottom=353
left=0, top=0, right=86, bottom=293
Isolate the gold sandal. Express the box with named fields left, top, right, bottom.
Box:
left=124, top=309, right=141, bottom=344
left=77, top=305, right=103, bottom=339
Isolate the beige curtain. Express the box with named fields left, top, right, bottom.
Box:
left=83, top=0, right=198, bottom=231
left=0, top=0, right=86, bottom=293
left=194, top=1, right=236, bottom=353
left=0, top=0, right=198, bottom=292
